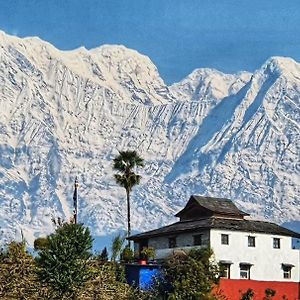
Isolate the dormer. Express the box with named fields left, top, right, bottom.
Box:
left=175, top=195, right=249, bottom=221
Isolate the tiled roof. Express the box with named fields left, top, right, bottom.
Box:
left=193, top=195, right=249, bottom=215
left=175, top=195, right=249, bottom=217
left=129, top=217, right=300, bottom=240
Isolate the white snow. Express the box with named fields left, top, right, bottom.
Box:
left=0, top=31, right=299, bottom=248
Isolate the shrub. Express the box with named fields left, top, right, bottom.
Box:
left=121, top=246, right=134, bottom=263
left=264, top=288, right=276, bottom=300
left=0, top=241, right=49, bottom=299
left=241, top=288, right=254, bottom=300
left=34, top=237, right=49, bottom=251
left=160, top=247, right=221, bottom=300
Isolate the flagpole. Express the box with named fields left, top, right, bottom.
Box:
left=73, top=177, right=79, bottom=224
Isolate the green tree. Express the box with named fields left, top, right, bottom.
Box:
left=162, top=248, right=221, bottom=300
left=99, top=247, right=109, bottom=262
left=113, top=150, right=144, bottom=242
left=111, top=234, right=125, bottom=262
left=36, top=222, right=93, bottom=299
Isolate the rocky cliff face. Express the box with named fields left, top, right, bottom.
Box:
left=0, top=31, right=299, bottom=246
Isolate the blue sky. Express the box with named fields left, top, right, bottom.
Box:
left=0, top=0, right=300, bottom=84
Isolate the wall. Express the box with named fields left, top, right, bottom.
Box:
left=210, top=229, right=300, bottom=282
left=219, top=279, right=300, bottom=300
left=147, top=230, right=210, bottom=259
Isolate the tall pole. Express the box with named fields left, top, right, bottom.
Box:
left=73, top=177, right=79, bottom=224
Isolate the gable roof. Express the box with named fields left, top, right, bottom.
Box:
left=128, top=218, right=300, bottom=240
left=175, top=195, right=249, bottom=218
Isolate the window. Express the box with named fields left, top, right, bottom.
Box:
left=220, top=263, right=231, bottom=279
left=282, top=264, right=293, bottom=279
left=221, top=234, right=229, bottom=245
left=193, top=234, right=202, bottom=246
left=248, top=236, right=255, bottom=247
left=240, top=264, right=251, bottom=279
left=168, top=237, right=177, bottom=248
left=273, top=238, right=280, bottom=249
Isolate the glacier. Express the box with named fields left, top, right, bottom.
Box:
left=0, top=31, right=299, bottom=248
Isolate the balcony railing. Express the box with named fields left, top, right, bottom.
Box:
left=155, top=245, right=206, bottom=260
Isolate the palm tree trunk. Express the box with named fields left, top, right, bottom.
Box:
left=126, top=188, right=131, bottom=247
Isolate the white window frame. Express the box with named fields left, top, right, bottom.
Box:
left=240, top=264, right=251, bottom=279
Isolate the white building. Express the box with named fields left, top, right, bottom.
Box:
left=129, top=195, right=300, bottom=285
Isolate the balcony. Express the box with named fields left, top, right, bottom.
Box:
left=155, top=245, right=205, bottom=260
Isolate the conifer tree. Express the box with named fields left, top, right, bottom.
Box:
left=36, top=222, right=93, bottom=299
left=99, top=246, right=109, bottom=262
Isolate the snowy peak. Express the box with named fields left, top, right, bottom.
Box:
left=166, top=55, right=300, bottom=222
left=170, top=68, right=252, bottom=103
left=0, top=31, right=174, bottom=106
left=89, top=44, right=175, bottom=105
left=259, top=56, right=300, bottom=78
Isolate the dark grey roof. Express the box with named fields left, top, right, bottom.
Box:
left=129, top=217, right=300, bottom=240
left=175, top=195, right=249, bottom=217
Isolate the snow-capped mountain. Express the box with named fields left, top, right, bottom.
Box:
left=0, top=31, right=299, bottom=247
left=170, top=68, right=251, bottom=103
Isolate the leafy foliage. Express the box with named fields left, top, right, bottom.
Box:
left=241, top=288, right=255, bottom=300
left=79, top=261, right=135, bottom=300
left=36, top=222, right=93, bottom=298
left=111, top=234, right=126, bottom=261
left=0, top=241, right=49, bottom=299
left=161, top=248, right=221, bottom=300
left=263, top=288, right=276, bottom=300
left=141, top=246, right=156, bottom=261
left=121, top=246, right=134, bottom=263
left=34, top=237, right=49, bottom=251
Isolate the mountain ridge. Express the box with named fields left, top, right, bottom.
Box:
left=0, top=31, right=299, bottom=247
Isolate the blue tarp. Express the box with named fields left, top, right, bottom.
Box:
left=125, top=264, right=162, bottom=290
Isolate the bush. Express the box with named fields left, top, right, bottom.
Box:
left=264, top=288, right=276, bottom=300
left=34, top=237, right=49, bottom=251
left=79, top=261, right=135, bottom=300
left=241, top=288, right=254, bottom=300
left=160, top=248, right=221, bottom=300
left=121, top=246, right=134, bottom=263
left=141, top=247, right=156, bottom=261
left=0, top=241, right=49, bottom=299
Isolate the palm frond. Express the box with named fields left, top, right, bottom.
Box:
left=113, top=150, right=144, bottom=172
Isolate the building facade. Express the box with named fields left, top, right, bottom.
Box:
left=129, top=196, right=300, bottom=299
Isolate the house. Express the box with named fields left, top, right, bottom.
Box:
left=128, top=195, right=300, bottom=299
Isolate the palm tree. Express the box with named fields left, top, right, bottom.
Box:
left=113, top=150, right=144, bottom=243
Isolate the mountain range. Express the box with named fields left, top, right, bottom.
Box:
left=0, top=31, right=299, bottom=247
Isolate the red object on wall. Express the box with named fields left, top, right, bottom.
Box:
left=218, top=279, right=300, bottom=300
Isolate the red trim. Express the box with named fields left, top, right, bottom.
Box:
left=218, top=279, right=300, bottom=300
